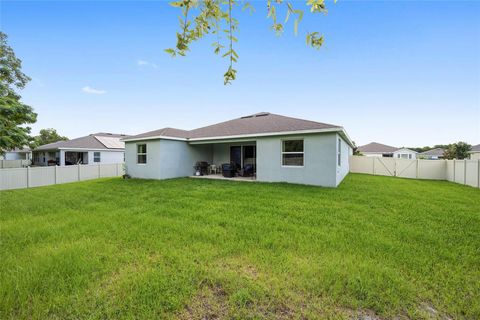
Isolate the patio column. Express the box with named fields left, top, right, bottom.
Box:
left=59, top=150, right=65, bottom=166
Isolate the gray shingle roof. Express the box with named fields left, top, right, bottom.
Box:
left=419, top=148, right=445, bottom=156
left=470, top=144, right=480, bottom=152
left=34, top=133, right=129, bottom=151
left=358, top=142, right=398, bottom=153
left=125, top=127, right=191, bottom=140
left=125, top=112, right=341, bottom=141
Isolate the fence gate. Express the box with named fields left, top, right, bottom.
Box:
left=373, top=157, right=395, bottom=176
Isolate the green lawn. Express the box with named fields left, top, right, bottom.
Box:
left=0, top=174, right=479, bottom=319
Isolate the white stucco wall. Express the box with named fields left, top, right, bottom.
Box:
left=158, top=139, right=212, bottom=179
left=125, top=139, right=212, bottom=179
left=87, top=150, right=124, bottom=165
left=393, top=148, right=417, bottom=160
left=125, top=140, right=162, bottom=179
left=2, top=152, right=31, bottom=160
left=256, top=133, right=339, bottom=187
left=335, top=134, right=352, bottom=186
left=470, top=152, right=480, bottom=160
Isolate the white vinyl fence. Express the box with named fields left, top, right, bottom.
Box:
left=350, top=156, right=480, bottom=188
left=0, top=163, right=124, bottom=190
left=0, top=159, right=31, bottom=168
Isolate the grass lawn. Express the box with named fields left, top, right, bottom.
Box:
left=1, top=174, right=479, bottom=319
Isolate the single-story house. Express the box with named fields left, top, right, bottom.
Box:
left=33, top=133, right=128, bottom=166
left=122, top=112, right=354, bottom=187
left=469, top=144, right=480, bottom=160
left=0, top=147, right=32, bottom=161
left=393, top=148, right=418, bottom=160
left=418, top=148, right=445, bottom=160
left=358, top=142, right=417, bottom=159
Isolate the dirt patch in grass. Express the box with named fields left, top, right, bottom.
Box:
left=178, top=283, right=229, bottom=320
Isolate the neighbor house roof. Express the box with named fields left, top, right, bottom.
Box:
left=124, top=112, right=348, bottom=143
left=469, top=144, right=480, bottom=153
left=34, top=133, right=130, bottom=151
left=419, top=148, right=445, bottom=156
left=358, top=142, right=398, bottom=153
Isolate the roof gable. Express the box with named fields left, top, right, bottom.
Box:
left=358, top=142, right=398, bottom=153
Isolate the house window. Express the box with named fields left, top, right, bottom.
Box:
left=282, top=139, right=304, bottom=166
left=94, top=152, right=101, bottom=163
left=337, top=138, right=342, bottom=166
left=137, top=144, right=147, bottom=164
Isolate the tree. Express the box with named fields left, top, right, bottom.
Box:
left=166, top=0, right=333, bottom=84
left=443, top=142, right=472, bottom=160
left=32, top=128, right=68, bottom=148
left=0, top=31, right=37, bottom=154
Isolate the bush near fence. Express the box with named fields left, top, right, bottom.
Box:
left=349, top=156, right=480, bottom=188
left=0, top=163, right=124, bottom=190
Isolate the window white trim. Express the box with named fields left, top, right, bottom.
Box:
left=93, top=151, right=101, bottom=163
left=281, top=139, right=305, bottom=167
left=137, top=144, right=147, bottom=164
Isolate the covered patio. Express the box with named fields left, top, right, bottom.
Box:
left=190, top=140, right=257, bottom=180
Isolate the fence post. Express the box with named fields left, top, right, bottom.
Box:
left=372, top=157, right=376, bottom=175
left=416, top=159, right=419, bottom=179
left=54, top=165, right=58, bottom=184
left=453, top=159, right=456, bottom=182
left=464, top=159, right=467, bottom=185
left=115, top=163, right=119, bottom=176
left=98, top=164, right=101, bottom=178
left=478, top=160, right=480, bottom=188
left=78, top=164, right=81, bottom=181
left=26, top=166, right=30, bottom=188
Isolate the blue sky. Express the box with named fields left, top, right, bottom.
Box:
left=2, top=0, right=479, bottom=147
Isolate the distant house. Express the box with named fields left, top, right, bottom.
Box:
left=358, top=142, right=417, bottom=159
left=418, top=148, right=445, bottom=160
left=122, top=112, right=354, bottom=187
left=469, top=144, right=480, bottom=160
left=33, top=133, right=129, bottom=166
left=357, top=142, right=398, bottom=157
left=0, top=147, right=32, bottom=161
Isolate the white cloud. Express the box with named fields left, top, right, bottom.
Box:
left=137, top=59, right=158, bottom=69
left=82, top=86, right=106, bottom=95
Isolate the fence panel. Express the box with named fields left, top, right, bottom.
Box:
left=454, top=161, right=465, bottom=184
left=446, top=160, right=454, bottom=182
left=418, top=160, right=446, bottom=180
left=100, top=164, right=117, bottom=177
left=0, top=163, right=124, bottom=190
left=350, top=156, right=479, bottom=188
left=0, top=160, right=31, bottom=168
left=57, top=166, right=79, bottom=184
left=80, top=165, right=99, bottom=180
left=0, top=168, right=27, bottom=190
left=374, top=157, right=395, bottom=176
left=29, top=167, right=56, bottom=188
left=396, top=159, right=417, bottom=179
left=349, top=156, right=373, bottom=174
left=465, top=160, right=479, bottom=188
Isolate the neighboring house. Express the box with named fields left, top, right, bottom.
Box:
left=469, top=144, right=480, bottom=160
left=123, top=112, right=354, bottom=187
left=0, top=147, right=32, bottom=160
left=418, top=148, right=445, bottom=160
left=393, top=148, right=417, bottom=160
left=33, top=133, right=128, bottom=166
left=357, top=142, right=398, bottom=157
left=358, top=142, right=417, bottom=159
